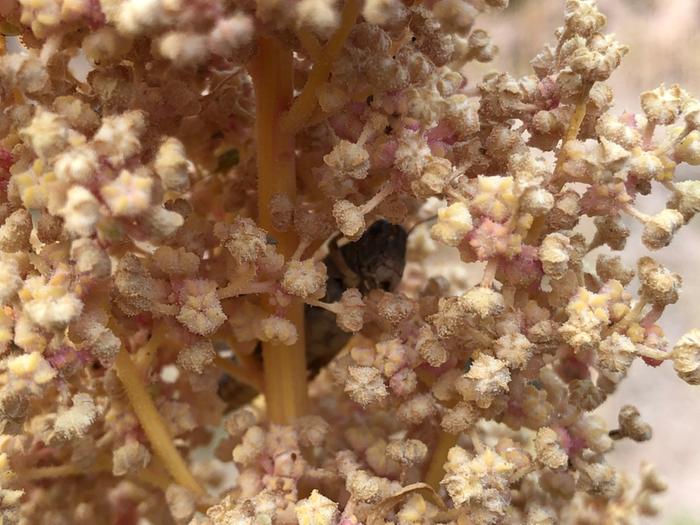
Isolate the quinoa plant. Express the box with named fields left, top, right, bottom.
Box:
left=0, top=0, right=698, bottom=523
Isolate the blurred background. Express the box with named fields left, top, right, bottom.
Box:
left=475, top=1, right=700, bottom=523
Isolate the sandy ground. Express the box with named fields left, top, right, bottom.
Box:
left=472, top=2, right=700, bottom=522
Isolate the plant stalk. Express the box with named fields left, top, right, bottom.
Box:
left=282, top=0, right=362, bottom=134
left=424, top=431, right=458, bottom=490
left=114, top=346, right=204, bottom=496
left=250, top=37, right=308, bottom=424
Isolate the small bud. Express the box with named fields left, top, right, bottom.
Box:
left=324, top=140, right=370, bottom=180
left=430, top=202, right=473, bottom=246
left=257, top=315, right=298, bottom=346
left=673, top=329, right=700, bottom=384
left=593, top=215, right=630, bottom=250
left=520, top=187, right=554, bottom=216
left=53, top=394, right=98, bottom=440
left=20, top=109, right=70, bottom=159
left=674, top=130, right=700, bottom=165
left=455, top=353, right=510, bottom=408
left=93, top=110, right=146, bottom=166
left=158, top=31, right=208, bottom=66
left=295, top=415, right=330, bottom=447
left=59, top=186, right=100, bottom=237
left=412, top=157, right=453, bottom=198
left=0, top=209, right=32, bottom=252
left=535, top=427, right=568, bottom=469
left=345, top=366, right=388, bottom=407
left=441, top=402, right=477, bottom=433
left=460, top=287, right=505, bottom=318
left=232, top=426, right=265, bottom=465
left=397, top=393, right=436, bottom=424
left=332, top=200, right=366, bottom=240
left=176, top=280, right=226, bottom=336
left=177, top=339, right=215, bottom=374
left=336, top=289, right=365, bottom=332
left=596, top=254, right=634, bottom=286
left=154, top=137, right=191, bottom=193
left=611, top=405, right=652, bottom=442
left=100, top=169, right=153, bottom=217
left=295, top=490, right=338, bottom=525
left=386, top=439, right=428, bottom=466
left=668, top=180, right=700, bottom=220
left=54, top=145, right=98, bottom=184
left=539, top=233, right=571, bottom=280
left=208, top=14, right=254, bottom=60
left=214, top=218, right=269, bottom=266
left=112, top=440, right=151, bottom=476
left=640, top=84, right=684, bottom=125
left=494, top=333, right=534, bottom=369
left=642, top=209, right=683, bottom=250
left=281, top=260, right=327, bottom=299
left=165, top=484, right=196, bottom=523
left=416, top=324, right=448, bottom=367
left=637, top=257, right=681, bottom=306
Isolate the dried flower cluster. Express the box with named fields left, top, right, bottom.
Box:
left=0, top=0, right=697, bottom=523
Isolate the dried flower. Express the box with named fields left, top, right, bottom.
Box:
left=611, top=405, right=652, bottom=442
left=113, top=440, right=151, bottom=476
left=673, top=329, right=700, bottom=384
left=93, top=110, right=146, bottom=166
left=345, top=366, right=388, bottom=407
left=431, top=202, right=473, bottom=246
left=442, top=446, right=514, bottom=514
left=101, top=169, right=153, bottom=217
left=257, top=315, right=298, bottom=346
left=176, top=280, right=226, bottom=336
left=535, top=427, right=568, bottom=469
left=295, top=490, right=338, bottom=525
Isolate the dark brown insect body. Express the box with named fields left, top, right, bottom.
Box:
left=323, top=219, right=408, bottom=301
left=218, top=220, right=408, bottom=409
left=306, top=220, right=408, bottom=375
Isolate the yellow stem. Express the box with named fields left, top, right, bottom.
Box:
left=134, top=322, right=168, bottom=373
left=20, top=455, right=201, bottom=507
left=250, top=37, right=308, bottom=424
left=424, top=431, right=458, bottom=490
left=621, top=201, right=651, bottom=223
left=262, top=304, right=307, bottom=424
left=282, top=0, right=362, bottom=134
left=133, top=458, right=211, bottom=511
left=524, top=215, right=546, bottom=245
left=19, top=457, right=112, bottom=481
left=228, top=339, right=263, bottom=373
left=604, top=299, right=648, bottom=338
left=217, top=281, right=274, bottom=300
left=480, top=259, right=499, bottom=288
left=19, top=456, right=176, bottom=495
left=130, top=463, right=173, bottom=492
left=552, top=90, right=591, bottom=186
left=564, top=99, right=589, bottom=143
left=297, top=28, right=323, bottom=61
left=213, top=355, right=264, bottom=392
left=114, top=346, right=204, bottom=496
